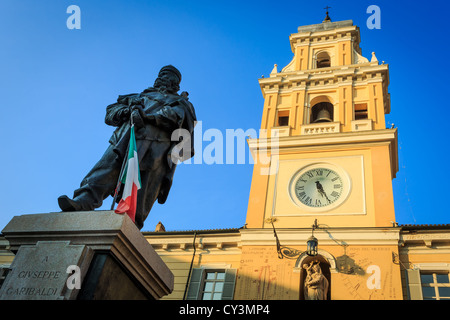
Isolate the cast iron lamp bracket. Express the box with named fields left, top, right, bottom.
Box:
left=267, top=218, right=320, bottom=259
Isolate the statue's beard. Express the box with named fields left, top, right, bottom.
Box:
left=154, top=77, right=179, bottom=94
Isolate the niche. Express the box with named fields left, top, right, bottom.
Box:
left=299, top=255, right=331, bottom=300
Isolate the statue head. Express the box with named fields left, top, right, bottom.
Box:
left=154, top=65, right=182, bottom=94
left=312, top=262, right=322, bottom=274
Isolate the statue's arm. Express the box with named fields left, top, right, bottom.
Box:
left=105, top=103, right=130, bottom=126
left=306, top=276, right=324, bottom=287
left=105, top=94, right=140, bottom=127
left=147, top=104, right=185, bottom=131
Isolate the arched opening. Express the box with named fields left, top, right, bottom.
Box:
left=311, top=102, right=334, bottom=123
left=299, top=255, right=331, bottom=300
left=316, top=51, right=331, bottom=68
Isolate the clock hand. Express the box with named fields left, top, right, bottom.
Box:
left=315, top=181, right=331, bottom=203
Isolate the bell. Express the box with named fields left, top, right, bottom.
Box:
left=313, top=108, right=333, bottom=123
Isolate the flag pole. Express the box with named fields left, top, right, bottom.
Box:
left=110, top=106, right=135, bottom=210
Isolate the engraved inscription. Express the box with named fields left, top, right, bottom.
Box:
left=0, top=241, right=90, bottom=300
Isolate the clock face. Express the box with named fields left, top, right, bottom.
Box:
left=294, top=167, right=344, bottom=208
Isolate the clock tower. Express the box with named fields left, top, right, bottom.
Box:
left=245, top=19, right=398, bottom=230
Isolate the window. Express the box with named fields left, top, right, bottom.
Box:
left=354, top=103, right=368, bottom=120
left=201, top=271, right=226, bottom=300
left=421, top=272, right=450, bottom=300
left=277, top=110, right=289, bottom=127
left=186, top=268, right=237, bottom=300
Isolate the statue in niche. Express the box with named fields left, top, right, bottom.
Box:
left=303, top=260, right=329, bottom=300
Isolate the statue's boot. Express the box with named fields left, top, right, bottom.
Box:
left=58, top=195, right=94, bottom=212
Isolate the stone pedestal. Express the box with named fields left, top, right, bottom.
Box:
left=0, top=210, right=173, bottom=300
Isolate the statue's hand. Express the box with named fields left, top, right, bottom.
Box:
left=116, top=108, right=130, bottom=123
left=131, top=109, right=145, bottom=128
left=131, top=105, right=145, bottom=117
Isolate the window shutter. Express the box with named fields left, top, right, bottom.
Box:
left=186, top=268, right=204, bottom=300
left=221, top=269, right=237, bottom=300
left=406, top=269, right=423, bottom=300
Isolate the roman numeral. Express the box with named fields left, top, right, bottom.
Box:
left=334, top=184, right=342, bottom=189
left=331, top=191, right=339, bottom=197
left=315, top=199, right=322, bottom=206
left=331, top=177, right=339, bottom=182
left=306, top=172, right=314, bottom=178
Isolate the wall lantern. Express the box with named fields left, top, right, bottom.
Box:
left=306, top=219, right=319, bottom=256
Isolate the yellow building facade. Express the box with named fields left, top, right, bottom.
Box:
left=140, top=18, right=450, bottom=301
left=1, top=18, right=450, bottom=301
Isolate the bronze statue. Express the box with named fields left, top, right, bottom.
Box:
left=58, top=65, right=196, bottom=230
left=303, top=260, right=329, bottom=300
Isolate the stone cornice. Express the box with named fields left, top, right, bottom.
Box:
left=399, top=229, right=450, bottom=249
left=145, top=231, right=242, bottom=254
left=248, top=128, right=399, bottom=178
left=289, top=21, right=360, bottom=51
left=240, top=227, right=401, bottom=247
left=259, top=63, right=388, bottom=91
left=145, top=226, right=403, bottom=251
left=248, top=128, right=397, bottom=152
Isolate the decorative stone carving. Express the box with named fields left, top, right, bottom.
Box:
left=353, top=48, right=369, bottom=64
left=303, top=260, right=329, bottom=300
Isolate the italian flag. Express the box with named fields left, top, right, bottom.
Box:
left=115, top=125, right=141, bottom=222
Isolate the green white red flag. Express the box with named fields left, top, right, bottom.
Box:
left=115, top=125, right=141, bottom=222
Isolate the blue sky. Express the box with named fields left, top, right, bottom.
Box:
left=0, top=0, right=449, bottom=232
